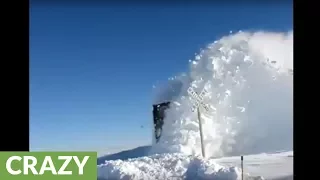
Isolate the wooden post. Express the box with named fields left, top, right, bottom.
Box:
left=241, top=156, right=243, bottom=180
left=197, top=107, right=205, bottom=158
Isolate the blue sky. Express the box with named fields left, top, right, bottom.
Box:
left=30, top=2, right=292, bottom=155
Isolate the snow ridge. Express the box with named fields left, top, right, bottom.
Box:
left=98, top=153, right=262, bottom=180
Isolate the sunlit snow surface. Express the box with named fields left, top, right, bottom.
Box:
left=97, top=150, right=293, bottom=180
left=98, top=31, right=293, bottom=180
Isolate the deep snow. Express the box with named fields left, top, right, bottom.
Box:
left=216, top=151, right=293, bottom=180
left=97, top=31, right=293, bottom=180
left=97, top=149, right=293, bottom=180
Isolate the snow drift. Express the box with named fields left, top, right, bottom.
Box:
left=97, top=150, right=293, bottom=180
left=98, top=153, right=263, bottom=180
left=151, top=31, right=293, bottom=158
left=97, top=31, right=293, bottom=180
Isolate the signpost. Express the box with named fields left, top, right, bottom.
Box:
left=241, top=156, right=244, bottom=180
left=187, top=85, right=210, bottom=158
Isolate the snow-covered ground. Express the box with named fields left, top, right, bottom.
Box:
left=97, top=149, right=293, bottom=180
left=97, top=31, right=293, bottom=180
left=216, top=151, right=293, bottom=180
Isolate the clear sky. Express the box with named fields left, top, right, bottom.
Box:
left=30, top=1, right=292, bottom=155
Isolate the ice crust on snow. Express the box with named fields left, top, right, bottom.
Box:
left=98, top=31, right=293, bottom=180
left=151, top=31, right=293, bottom=158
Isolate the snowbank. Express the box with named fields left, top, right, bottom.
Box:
left=97, top=150, right=293, bottom=180
left=97, top=153, right=262, bottom=180
left=151, top=31, right=293, bottom=158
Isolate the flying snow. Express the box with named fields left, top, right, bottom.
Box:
left=98, top=31, right=293, bottom=180
left=151, top=31, right=293, bottom=158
